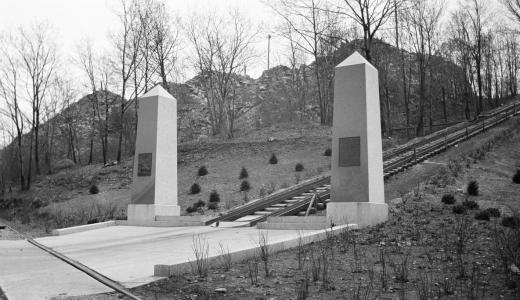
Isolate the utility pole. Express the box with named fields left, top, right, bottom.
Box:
left=267, top=34, right=271, bottom=70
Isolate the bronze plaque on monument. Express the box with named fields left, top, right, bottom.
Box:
left=338, top=137, right=361, bottom=167
left=137, top=153, right=152, bottom=176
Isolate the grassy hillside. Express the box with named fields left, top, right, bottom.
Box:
left=0, top=119, right=402, bottom=235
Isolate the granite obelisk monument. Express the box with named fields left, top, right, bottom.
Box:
left=327, top=52, right=388, bottom=227
left=127, top=85, right=180, bottom=224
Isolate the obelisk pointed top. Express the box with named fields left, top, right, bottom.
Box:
left=142, top=84, right=175, bottom=99
left=336, top=51, right=375, bottom=69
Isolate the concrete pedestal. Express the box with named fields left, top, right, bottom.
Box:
left=127, top=85, right=180, bottom=225
left=327, top=52, right=388, bottom=227
left=127, top=204, right=181, bottom=225
left=327, top=202, right=388, bottom=227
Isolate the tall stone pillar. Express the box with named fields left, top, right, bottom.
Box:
left=127, top=85, right=180, bottom=225
left=326, top=52, right=388, bottom=227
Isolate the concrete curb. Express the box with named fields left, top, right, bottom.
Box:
left=51, top=216, right=211, bottom=236
left=51, top=221, right=117, bottom=236
left=154, top=224, right=356, bottom=277
left=122, top=216, right=209, bottom=227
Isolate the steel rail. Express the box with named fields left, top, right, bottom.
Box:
left=383, top=101, right=517, bottom=160
left=205, top=101, right=520, bottom=226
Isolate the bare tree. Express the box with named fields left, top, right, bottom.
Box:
left=462, top=0, right=489, bottom=115
left=403, top=0, right=444, bottom=136
left=337, top=0, right=397, bottom=62
left=504, top=32, right=519, bottom=96
left=41, top=82, right=60, bottom=174
left=149, top=0, right=181, bottom=86
left=0, top=35, right=27, bottom=190
left=448, top=10, right=474, bottom=120
left=268, top=0, right=341, bottom=125
left=53, top=77, right=81, bottom=164
left=502, top=0, right=520, bottom=23
left=99, top=54, right=115, bottom=165
left=17, top=23, right=57, bottom=188
left=187, top=10, right=258, bottom=138
left=284, top=22, right=309, bottom=121
left=393, top=0, right=411, bottom=137
left=76, top=38, right=99, bottom=164
left=111, top=0, right=142, bottom=162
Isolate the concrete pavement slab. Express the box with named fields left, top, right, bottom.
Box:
left=0, top=240, right=112, bottom=300
left=36, top=225, right=324, bottom=288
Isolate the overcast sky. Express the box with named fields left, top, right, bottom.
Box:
left=0, top=0, right=509, bottom=81
left=0, top=0, right=514, bottom=146
left=0, top=0, right=512, bottom=98
left=0, top=0, right=286, bottom=81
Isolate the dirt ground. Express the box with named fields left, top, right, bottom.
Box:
left=63, top=117, right=520, bottom=300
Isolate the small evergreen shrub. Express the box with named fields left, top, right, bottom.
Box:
left=295, top=163, right=304, bottom=172
left=89, top=184, right=99, bottom=195
left=87, top=218, right=99, bottom=224
left=186, top=206, right=196, bottom=213
left=208, top=202, right=218, bottom=210
left=209, top=190, right=220, bottom=203
left=513, top=170, right=520, bottom=184
left=463, top=200, right=479, bottom=210
left=467, top=181, right=479, bottom=196
left=452, top=205, right=467, bottom=214
left=31, top=198, right=47, bottom=209
left=485, top=207, right=501, bottom=218
left=198, top=166, right=208, bottom=176
left=501, top=216, right=520, bottom=229
left=475, top=210, right=490, bottom=221
left=324, top=148, right=332, bottom=157
left=239, top=167, right=249, bottom=179
left=190, top=183, right=201, bottom=194
left=240, top=180, right=251, bottom=192
left=269, top=153, right=278, bottom=164
left=194, top=200, right=206, bottom=209
left=441, top=194, right=456, bottom=205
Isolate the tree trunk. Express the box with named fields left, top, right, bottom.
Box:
left=16, top=135, right=25, bottom=190
left=476, top=56, right=483, bottom=115
left=442, top=87, right=447, bottom=123
left=313, top=54, right=326, bottom=125
left=416, top=58, right=426, bottom=137
left=34, top=111, right=40, bottom=175
left=25, top=130, right=34, bottom=190
left=104, top=91, right=109, bottom=164
left=385, top=85, right=392, bottom=136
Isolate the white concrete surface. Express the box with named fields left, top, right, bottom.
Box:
left=129, top=85, right=180, bottom=223
left=52, top=220, right=116, bottom=236
left=328, top=51, right=388, bottom=226
left=327, top=202, right=388, bottom=226
left=155, top=224, right=352, bottom=277
left=0, top=240, right=111, bottom=300
left=35, top=226, right=334, bottom=288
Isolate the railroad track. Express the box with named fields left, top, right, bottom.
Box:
left=206, top=101, right=520, bottom=226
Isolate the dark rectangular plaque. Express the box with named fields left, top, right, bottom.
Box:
left=137, top=153, right=152, bottom=176
left=338, top=137, right=361, bottom=167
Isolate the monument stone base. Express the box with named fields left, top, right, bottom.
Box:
left=127, top=204, right=180, bottom=225
left=326, top=202, right=388, bottom=227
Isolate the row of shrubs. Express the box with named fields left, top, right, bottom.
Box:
left=197, top=162, right=307, bottom=181
left=195, top=147, right=332, bottom=179
left=441, top=192, right=519, bottom=228
left=190, top=179, right=251, bottom=195
left=186, top=190, right=221, bottom=213
left=188, top=161, right=310, bottom=209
